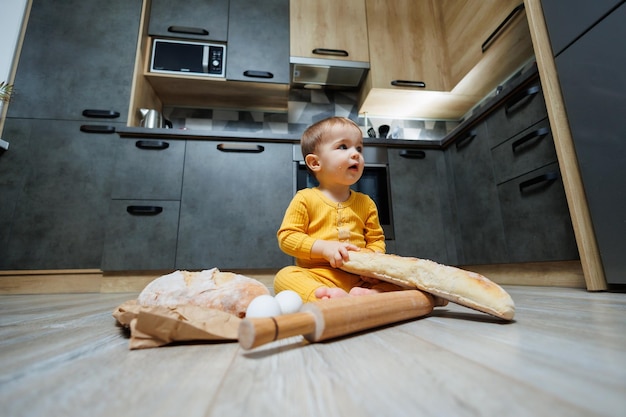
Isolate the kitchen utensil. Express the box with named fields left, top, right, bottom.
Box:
left=139, top=108, right=172, bottom=129
left=238, top=290, right=434, bottom=350
left=378, top=124, right=390, bottom=138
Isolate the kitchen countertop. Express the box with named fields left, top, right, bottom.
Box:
left=116, top=64, right=539, bottom=151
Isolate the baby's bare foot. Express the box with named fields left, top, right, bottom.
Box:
left=315, top=287, right=350, bottom=300
left=349, top=287, right=380, bottom=296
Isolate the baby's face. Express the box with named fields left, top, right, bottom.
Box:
left=315, top=124, right=365, bottom=186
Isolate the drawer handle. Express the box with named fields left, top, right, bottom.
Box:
left=243, top=70, right=274, bottom=79
left=481, top=3, right=525, bottom=53
left=135, top=140, right=170, bottom=150
left=519, top=171, right=558, bottom=194
left=79, top=125, right=116, bottom=134
left=217, top=143, right=265, bottom=153
left=399, top=150, right=426, bottom=159
left=82, top=109, right=120, bottom=119
left=168, top=25, right=209, bottom=36
left=126, top=206, right=163, bottom=216
left=391, top=80, right=426, bottom=88
left=455, top=130, right=477, bottom=149
left=312, top=48, right=349, bottom=57
left=505, top=85, right=540, bottom=114
left=512, top=127, right=550, bottom=153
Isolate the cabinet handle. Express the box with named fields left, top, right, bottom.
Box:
left=504, top=85, right=540, bottom=114
left=481, top=3, right=525, bottom=53
left=135, top=140, right=170, bottom=150
left=79, top=125, right=116, bottom=134
left=512, top=127, right=550, bottom=153
left=168, top=25, right=209, bottom=36
left=519, top=171, right=558, bottom=194
left=312, top=48, right=349, bottom=57
left=455, top=130, right=477, bottom=149
left=217, top=143, right=265, bottom=153
left=126, top=206, right=163, bottom=216
left=243, top=70, right=274, bottom=79
left=399, top=150, right=426, bottom=159
left=391, top=80, right=426, bottom=88
left=82, top=109, right=120, bottom=119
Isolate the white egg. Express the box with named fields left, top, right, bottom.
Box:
left=245, top=294, right=282, bottom=318
left=274, top=290, right=303, bottom=315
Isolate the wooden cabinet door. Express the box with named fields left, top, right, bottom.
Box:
left=442, top=0, right=526, bottom=87
left=176, top=141, right=293, bottom=270
left=6, top=0, right=141, bottom=122
left=290, top=0, right=369, bottom=62
left=388, top=148, right=452, bottom=264
left=148, top=0, right=229, bottom=42
left=227, top=0, right=290, bottom=84
left=366, top=0, right=449, bottom=92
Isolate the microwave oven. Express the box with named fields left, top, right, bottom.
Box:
left=150, top=39, right=226, bottom=78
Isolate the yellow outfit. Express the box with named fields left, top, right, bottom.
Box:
left=275, top=187, right=393, bottom=302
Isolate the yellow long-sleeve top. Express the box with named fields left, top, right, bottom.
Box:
left=277, top=187, right=385, bottom=267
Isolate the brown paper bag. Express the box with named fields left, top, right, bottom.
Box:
left=113, top=300, right=241, bottom=350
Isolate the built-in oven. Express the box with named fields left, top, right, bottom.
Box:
left=293, top=145, right=395, bottom=240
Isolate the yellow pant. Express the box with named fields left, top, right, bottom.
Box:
left=274, top=265, right=400, bottom=302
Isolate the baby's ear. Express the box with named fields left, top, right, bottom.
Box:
left=305, top=153, right=321, bottom=172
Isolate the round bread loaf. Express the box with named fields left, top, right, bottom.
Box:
left=137, top=268, right=270, bottom=318
left=341, top=252, right=515, bottom=320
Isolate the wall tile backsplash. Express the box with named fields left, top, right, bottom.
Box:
left=164, top=88, right=460, bottom=141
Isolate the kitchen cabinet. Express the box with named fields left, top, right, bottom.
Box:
left=447, top=123, right=508, bottom=265
left=364, top=0, right=448, bottom=93
left=388, top=148, right=452, bottom=264
left=226, top=0, right=290, bottom=84
left=552, top=3, right=626, bottom=286
left=540, top=0, right=623, bottom=57
left=6, top=0, right=141, bottom=122
left=0, top=119, right=119, bottom=269
left=497, top=162, right=578, bottom=262
left=0, top=0, right=141, bottom=270
left=289, top=0, right=369, bottom=63
left=176, top=141, right=293, bottom=270
left=148, top=0, right=229, bottom=42
left=101, top=200, right=180, bottom=271
left=492, top=118, right=578, bottom=262
left=101, top=138, right=185, bottom=271
left=359, top=0, right=534, bottom=120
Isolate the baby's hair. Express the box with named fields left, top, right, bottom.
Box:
left=300, top=117, right=362, bottom=159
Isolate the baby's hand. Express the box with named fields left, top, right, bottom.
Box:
left=312, top=240, right=360, bottom=268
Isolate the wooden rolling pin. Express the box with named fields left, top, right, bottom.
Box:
left=238, top=290, right=435, bottom=350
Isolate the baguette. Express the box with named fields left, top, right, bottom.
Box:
left=341, top=252, right=515, bottom=320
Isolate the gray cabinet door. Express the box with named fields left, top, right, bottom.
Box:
left=541, top=0, right=623, bottom=57
left=555, top=3, right=626, bottom=285
left=448, top=123, right=508, bottom=265
left=148, top=0, right=229, bottom=42
left=7, top=0, right=141, bottom=122
left=101, top=200, right=180, bottom=271
left=176, top=141, right=293, bottom=269
left=111, top=139, right=185, bottom=200
left=226, top=0, right=290, bottom=84
left=388, top=148, right=452, bottom=264
left=485, top=81, right=548, bottom=149
left=497, top=163, right=578, bottom=263
left=0, top=119, right=118, bottom=269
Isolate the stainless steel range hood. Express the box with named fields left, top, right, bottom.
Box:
left=290, top=57, right=369, bottom=89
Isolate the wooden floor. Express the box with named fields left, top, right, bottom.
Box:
left=1, top=286, right=624, bottom=417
